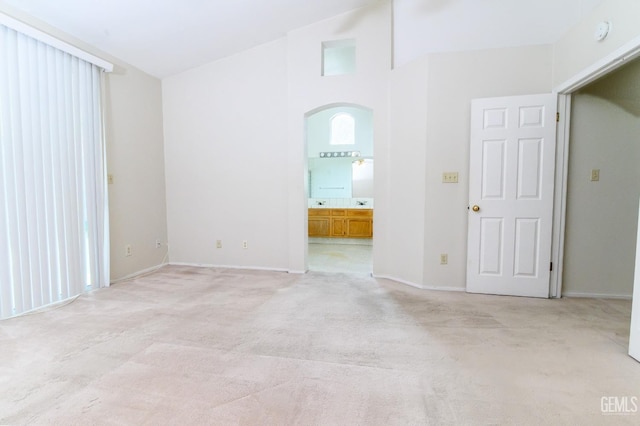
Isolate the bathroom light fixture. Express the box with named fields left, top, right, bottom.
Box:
left=319, top=151, right=360, bottom=158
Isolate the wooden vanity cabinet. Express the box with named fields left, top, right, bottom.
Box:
left=346, top=209, right=373, bottom=237
left=330, top=209, right=346, bottom=237
left=308, top=209, right=331, bottom=237
left=308, top=208, right=372, bottom=238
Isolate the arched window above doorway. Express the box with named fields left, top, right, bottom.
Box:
left=330, top=112, right=355, bottom=145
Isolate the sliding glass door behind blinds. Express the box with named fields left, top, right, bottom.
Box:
left=0, top=24, right=109, bottom=319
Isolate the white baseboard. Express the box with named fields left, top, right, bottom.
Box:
left=422, top=284, right=466, bottom=292
left=373, top=274, right=465, bottom=292
left=562, top=291, right=632, bottom=300
left=110, top=262, right=169, bottom=284
left=115, top=263, right=467, bottom=294
left=373, top=274, right=423, bottom=289
left=113, top=264, right=631, bottom=300
left=168, top=262, right=288, bottom=273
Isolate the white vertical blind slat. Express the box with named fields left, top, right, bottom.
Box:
left=37, top=42, right=54, bottom=306
left=67, top=56, right=82, bottom=297
left=46, top=46, right=62, bottom=303
left=51, top=50, right=68, bottom=302
left=12, top=30, right=29, bottom=314
left=26, top=35, right=45, bottom=310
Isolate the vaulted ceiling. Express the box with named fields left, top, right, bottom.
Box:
left=0, top=0, right=604, bottom=78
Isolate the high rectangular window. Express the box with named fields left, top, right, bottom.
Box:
left=322, top=39, right=356, bottom=76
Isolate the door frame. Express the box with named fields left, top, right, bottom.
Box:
left=550, top=35, right=640, bottom=298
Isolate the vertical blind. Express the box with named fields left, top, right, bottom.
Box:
left=0, top=23, right=109, bottom=319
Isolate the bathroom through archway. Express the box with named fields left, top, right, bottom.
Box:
left=305, top=104, right=374, bottom=273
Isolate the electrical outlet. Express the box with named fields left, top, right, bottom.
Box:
left=155, top=239, right=161, bottom=249
left=216, top=240, right=222, bottom=249
left=125, top=244, right=132, bottom=257
left=242, top=240, right=248, bottom=249
left=442, top=172, right=458, bottom=183
left=440, top=253, right=448, bottom=265
left=590, top=169, right=600, bottom=181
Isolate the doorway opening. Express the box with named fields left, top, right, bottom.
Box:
left=562, top=56, right=640, bottom=300
left=553, top=45, right=640, bottom=360
left=305, top=104, right=374, bottom=273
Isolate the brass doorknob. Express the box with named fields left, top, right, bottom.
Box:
left=472, top=205, right=480, bottom=212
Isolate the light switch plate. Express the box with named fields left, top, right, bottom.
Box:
left=442, top=172, right=458, bottom=183
left=591, top=169, right=600, bottom=182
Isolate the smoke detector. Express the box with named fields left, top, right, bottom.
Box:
left=594, top=21, right=610, bottom=42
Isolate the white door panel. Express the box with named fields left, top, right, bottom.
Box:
left=467, top=94, right=557, bottom=298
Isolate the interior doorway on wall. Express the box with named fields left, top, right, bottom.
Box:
left=562, top=57, right=640, bottom=300
left=557, top=55, right=640, bottom=360
left=305, top=104, right=374, bottom=274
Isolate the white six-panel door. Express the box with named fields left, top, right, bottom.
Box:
left=467, top=94, right=557, bottom=298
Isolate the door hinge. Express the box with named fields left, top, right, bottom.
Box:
left=550, top=262, right=553, bottom=271
left=556, top=112, right=560, bottom=122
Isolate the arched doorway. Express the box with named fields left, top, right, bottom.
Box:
left=304, top=104, right=374, bottom=273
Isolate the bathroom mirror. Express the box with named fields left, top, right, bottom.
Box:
left=309, top=158, right=373, bottom=198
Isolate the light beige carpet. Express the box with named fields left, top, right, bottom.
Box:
left=1, top=265, right=638, bottom=425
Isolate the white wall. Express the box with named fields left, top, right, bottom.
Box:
left=100, top=0, right=640, bottom=293
left=553, top=0, right=640, bottom=88
left=563, top=60, right=640, bottom=298
left=421, top=45, right=554, bottom=290
left=163, top=3, right=390, bottom=274
left=384, top=56, right=429, bottom=286
left=163, top=39, right=289, bottom=270
left=0, top=2, right=168, bottom=282
left=105, top=69, right=168, bottom=280
left=394, top=0, right=603, bottom=69
left=159, top=2, right=394, bottom=275
left=160, top=4, right=557, bottom=290
left=286, top=2, right=392, bottom=273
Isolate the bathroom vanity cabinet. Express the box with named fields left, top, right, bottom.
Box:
left=308, top=208, right=373, bottom=238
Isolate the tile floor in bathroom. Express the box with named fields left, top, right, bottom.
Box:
left=308, top=239, right=372, bottom=274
